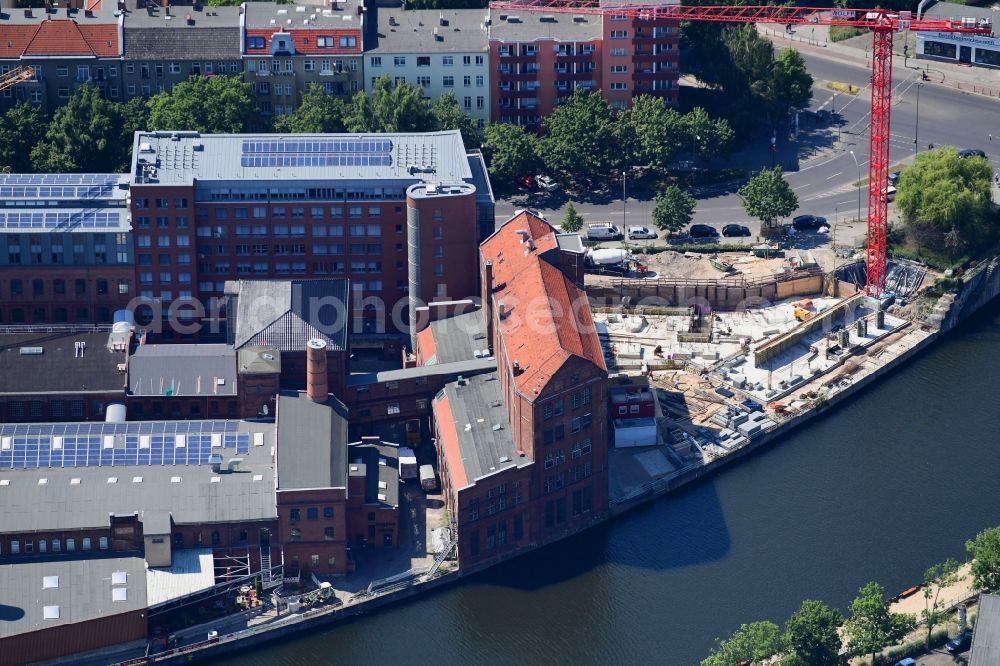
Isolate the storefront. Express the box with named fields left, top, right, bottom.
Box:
left=917, top=31, right=1000, bottom=69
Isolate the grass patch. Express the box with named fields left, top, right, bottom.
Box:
left=826, top=81, right=861, bottom=95
left=829, top=25, right=867, bottom=42
left=889, top=243, right=971, bottom=272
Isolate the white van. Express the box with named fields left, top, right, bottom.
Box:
left=419, top=464, right=437, bottom=491
left=587, top=223, right=622, bottom=241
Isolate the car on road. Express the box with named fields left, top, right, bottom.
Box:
left=627, top=225, right=657, bottom=240
left=893, top=659, right=916, bottom=666
left=689, top=224, right=720, bottom=238
left=722, top=224, right=751, bottom=237
left=535, top=174, right=559, bottom=192
left=587, top=223, right=623, bottom=241
left=888, top=170, right=902, bottom=186
left=959, top=148, right=987, bottom=159
left=516, top=175, right=536, bottom=190
left=945, top=631, right=972, bottom=653
left=882, top=185, right=897, bottom=203
left=792, top=214, right=828, bottom=231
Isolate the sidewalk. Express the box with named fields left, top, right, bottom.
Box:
left=758, top=21, right=1000, bottom=100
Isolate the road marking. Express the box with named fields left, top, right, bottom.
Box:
left=825, top=171, right=843, bottom=180
left=837, top=199, right=856, bottom=206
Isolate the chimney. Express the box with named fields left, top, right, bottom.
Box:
left=306, top=338, right=329, bottom=403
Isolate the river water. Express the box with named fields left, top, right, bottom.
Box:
left=216, top=304, right=1000, bottom=666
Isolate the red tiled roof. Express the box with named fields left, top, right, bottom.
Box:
left=0, top=20, right=118, bottom=58
left=481, top=211, right=606, bottom=399
left=245, top=28, right=362, bottom=55
left=415, top=326, right=436, bottom=365
left=432, top=394, right=468, bottom=489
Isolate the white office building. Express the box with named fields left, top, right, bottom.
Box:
left=365, top=9, right=490, bottom=125
left=919, top=3, right=999, bottom=69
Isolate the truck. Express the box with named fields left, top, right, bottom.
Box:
left=419, top=464, right=437, bottom=491
left=398, top=447, right=418, bottom=480
left=585, top=248, right=635, bottom=276
left=586, top=223, right=622, bottom=241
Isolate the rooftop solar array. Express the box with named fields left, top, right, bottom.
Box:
left=239, top=139, right=393, bottom=168
left=0, top=421, right=251, bottom=470
left=0, top=174, right=121, bottom=186
left=0, top=211, right=124, bottom=231
left=0, top=184, right=118, bottom=199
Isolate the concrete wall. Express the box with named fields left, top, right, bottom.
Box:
left=587, top=272, right=824, bottom=310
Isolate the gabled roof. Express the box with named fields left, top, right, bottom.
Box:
left=276, top=392, right=348, bottom=491
left=231, top=279, right=349, bottom=352
left=245, top=28, right=362, bottom=55
left=480, top=211, right=606, bottom=400
left=0, top=20, right=120, bottom=58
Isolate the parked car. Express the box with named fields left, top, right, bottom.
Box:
left=881, top=185, right=897, bottom=203
left=688, top=224, right=720, bottom=238
left=893, top=659, right=916, bottom=666
left=535, top=174, right=559, bottom=192
left=946, top=631, right=972, bottom=653
left=722, top=224, right=751, bottom=237
left=792, top=214, right=828, bottom=231
left=959, top=148, right=987, bottom=159
left=587, top=223, right=623, bottom=241
left=627, top=225, right=657, bottom=240
left=888, top=170, right=902, bottom=185
left=516, top=175, right=536, bottom=190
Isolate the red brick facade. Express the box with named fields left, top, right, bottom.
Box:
left=275, top=488, right=349, bottom=576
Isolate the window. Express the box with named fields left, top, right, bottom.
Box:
left=338, top=35, right=357, bottom=48
left=417, top=56, right=431, bottom=67
left=611, top=47, right=627, bottom=57
left=290, top=508, right=301, bottom=522
left=443, top=76, right=454, bottom=87
left=370, top=56, right=382, bottom=67
left=611, top=30, right=628, bottom=39
left=290, top=528, right=301, bottom=542
left=610, top=82, right=628, bottom=91
left=442, top=56, right=454, bottom=66
left=611, top=65, right=628, bottom=73
left=394, top=56, right=406, bottom=67
left=470, top=529, right=479, bottom=556
left=416, top=75, right=431, bottom=87
left=307, top=507, right=319, bottom=520
left=324, top=506, right=334, bottom=519
left=324, top=527, right=336, bottom=541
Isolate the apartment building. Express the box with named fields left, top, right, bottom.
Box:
left=0, top=4, right=122, bottom=112
left=122, top=1, right=242, bottom=100
left=0, top=173, right=134, bottom=326
left=366, top=8, right=490, bottom=126
left=488, top=7, right=679, bottom=126
left=243, top=0, right=365, bottom=123
left=128, top=129, right=493, bottom=337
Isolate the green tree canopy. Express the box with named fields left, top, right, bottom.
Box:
left=784, top=599, right=845, bottom=666
left=561, top=202, right=584, bottom=233
left=148, top=75, right=253, bottom=134
left=0, top=102, right=47, bottom=173
left=738, top=167, right=798, bottom=229
left=274, top=85, right=346, bottom=134
left=922, top=558, right=963, bottom=649
left=896, top=147, right=994, bottom=250
left=482, top=122, right=541, bottom=185
left=541, top=89, right=619, bottom=181
left=430, top=92, right=482, bottom=148
left=773, top=49, right=813, bottom=110
left=844, top=581, right=916, bottom=662
left=968, top=526, right=1000, bottom=593
left=118, top=96, right=151, bottom=171
left=685, top=107, right=735, bottom=159
left=701, top=621, right=788, bottom=666
left=615, top=95, right=686, bottom=171
left=346, top=75, right=434, bottom=133
left=31, top=84, right=127, bottom=173
left=652, top=185, right=696, bottom=233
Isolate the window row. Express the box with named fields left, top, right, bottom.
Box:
left=2, top=277, right=129, bottom=297
left=3, top=536, right=108, bottom=555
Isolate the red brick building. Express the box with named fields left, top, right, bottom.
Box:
left=488, top=9, right=679, bottom=126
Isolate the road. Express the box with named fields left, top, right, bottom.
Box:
left=496, top=48, right=1000, bottom=246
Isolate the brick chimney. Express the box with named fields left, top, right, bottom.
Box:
left=306, top=338, right=328, bottom=403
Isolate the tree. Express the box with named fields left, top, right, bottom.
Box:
left=148, top=75, right=253, bottom=134
left=482, top=122, right=541, bottom=184
left=430, top=92, right=482, bottom=147
left=922, top=558, right=962, bottom=649
left=274, top=85, right=346, bottom=134
left=967, top=525, right=1000, bottom=593
left=652, top=185, right=696, bottom=234
left=701, top=621, right=788, bottom=666
left=541, top=89, right=619, bottom=181
left=0, top=102, right=47, bottom=173
left=772, top=49, right=814, bottom=110
left=684, top=107, right=735, bottom=160
left=31, top=84, right=124, bottom=173
left=844, top=581, right=916, bottom=663
left=561, top=202, right=584, bottom=233
left=117, top=96, right=151, bottom=171
left=738, top=167, right=798, bottom=232
left=616, top=95, right=686, bottom=171
left=345, top=75, right=434, bottom=133
left=896, top=147, right=994, bottom=250
left=784, top=599, right=845, bottom=666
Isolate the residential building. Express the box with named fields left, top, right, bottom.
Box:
left=122, top=1, right=243, bottom=101
left=366, top=8, right=490, bottom=126
left=0, top=5, right=122, bottom=112
left=0, top=174, right=133, bottom=326
left=487, top=7, right=679, bottom=126
left=970, top=593, right=1000, bottom=665
left=128, top=130, right=494, bottom=338
left=243, top=0, right=365, bottom=123
left=431, top=211, right=608, bottom=569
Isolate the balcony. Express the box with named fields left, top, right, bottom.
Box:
left=555, top=70, right=594, bottom=81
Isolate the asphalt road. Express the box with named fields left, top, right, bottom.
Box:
left=496, top=48, right=1000, bottom=246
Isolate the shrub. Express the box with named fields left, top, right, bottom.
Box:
left=829, top=26, right=866, bottom=42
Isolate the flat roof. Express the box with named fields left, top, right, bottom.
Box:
left=346, top=357, right=496, bottom=386
left=488, top=10, right=603, bottom=42
left=924, top=2, right=998, bottom=23
left=128, top=344, right=237, bottom=397
left=370, top=8, right=488, bottom=53
left=0, top=556, right=147, bottom=639
left=971, top=593, right=1000, bottom=666
left=231, top=279, right=350, bottom=352
left=347, top=440, right=399, bottom=508
left=0, top=331, right=126, bottom=396
left=145, top=548, right=216, bottom=608
left=244, top=0, right=365, bottom=30
left=130, top=130, right=474, bottom=186
left=433, top=373, right=527, bottom=488
left=423, top=309, right=489, bottom=365
left=0, top=420, right=277, bottom=533
left=123, top=2, right=241, bottom=29
left=276, top=393, right=348, bottom=491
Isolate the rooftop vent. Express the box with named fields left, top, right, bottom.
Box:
left=540, top=14, right=556, bottom=22
left=192, top=140, right=203, bottom=150
left=507, top=14, right=521, bottom=22
left=43, top=606, right=60, bottom=620
left=19, top=347, right=43, bottom=355
left=43, top=576, right=59, bottom=589
left=499, top=455, right=510, bottom=463
left=573, top=15, right=586, bottom=22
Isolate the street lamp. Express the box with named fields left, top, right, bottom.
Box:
left=914, top=81, right=923, bottom=156
left=849, top=150, right=862, bottom=224
left=691, top=134, right=700, bottom=160
left=622, top=170, right=627, bottom=233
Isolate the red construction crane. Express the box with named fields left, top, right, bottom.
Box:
left=488, top=2, right=993, bottom=295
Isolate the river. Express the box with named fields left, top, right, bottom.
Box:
left=214, top=303, right=1000, bottom=666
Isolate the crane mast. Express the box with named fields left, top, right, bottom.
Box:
left=488, top=3, right=994, bottom=295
